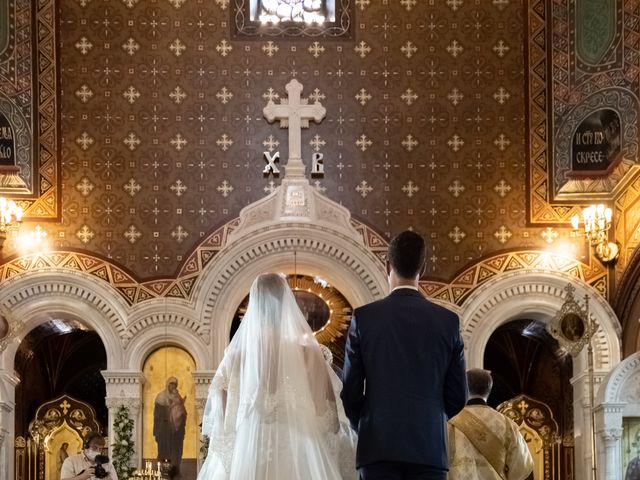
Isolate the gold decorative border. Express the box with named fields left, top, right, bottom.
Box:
left=1, top=0, right=60, bottom=218
left=0, top=217, right=608, bottom=306
left=528, top=0, right=565, bottom=223
left=527, top=0, right=639, bottom=223
left=421, top=250, right=608, bottom=306
left=614, top=175, right=640, bottom=282
left=28, top=0, right=59, bottom=218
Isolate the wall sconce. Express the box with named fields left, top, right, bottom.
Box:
left=0, top=196, right=23, bottom=251
left=571, top=204, right=619, bottom=263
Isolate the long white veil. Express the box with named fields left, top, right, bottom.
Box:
left=199, top=273, right=342, bottom=479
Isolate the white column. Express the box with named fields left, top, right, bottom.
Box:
left=572, top=369, right=590, bottom=480
left=102, top=371, right=145, bottom=469
left=193, top=370, right=215, bottom=472
left=594, top=402, right=625, bottom=480
left=0, top=369, right=18, bottom=480
left=601, top=428, right=622, bottom=480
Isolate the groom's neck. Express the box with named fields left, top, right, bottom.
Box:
left=388, top=270, right=420, bottom=290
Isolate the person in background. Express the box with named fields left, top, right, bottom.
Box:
left=60, top=432, right=118, bottom=480
left=448, top=369, right=533, bottom=480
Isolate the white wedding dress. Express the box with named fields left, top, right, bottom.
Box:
left=198, top=273, right=357, bottom=480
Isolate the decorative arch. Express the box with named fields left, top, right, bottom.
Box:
left=459, top=270, right=621, bottom=371
left=459, top=267, right=621, bottom=480
left=598, top=350, right=640, bottom=407
left=124, top=322, right=209, bottom=372
left=193, top=223, right=388, bottom=366
left=0, top=271, right=127, bottom=370
left=612, top=243, right=640, bottom=357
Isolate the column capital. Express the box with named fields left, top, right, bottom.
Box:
left=601, top=427, right=623, bottom=443
left=101, top=370, right=145, bottom=385
left=105, top=398, right=142, bottom=411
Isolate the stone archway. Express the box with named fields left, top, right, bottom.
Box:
left=458, top=270, right=621, bottom=480
left=192, top=177, right=388, bottom=366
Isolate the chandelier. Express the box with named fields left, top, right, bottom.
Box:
left=571, top=204, right=619, bottom=263
left=0, top=196, right=23, bottom=251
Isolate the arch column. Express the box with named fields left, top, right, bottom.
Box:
left=599, top=424, right=623, bottom=480
left=103, top=371, right=145, bottom=470
left=596, top=352, right=640, bottom=480
left=0, top=370, right=18, bottom=480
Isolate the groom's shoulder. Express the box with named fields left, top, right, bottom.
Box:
left=354, top=297, right=387, bottom=315
left=382, top=294, right=459, bottom=321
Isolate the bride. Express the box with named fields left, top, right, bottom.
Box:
left=198, top=273, right=357, bottom=479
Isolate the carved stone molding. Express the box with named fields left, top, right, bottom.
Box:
left=103, top=371, right=145, bottom=401
left=193, top=370, right=215, bottom=412
left=123, top=311, right=208, bottom=346
left=105, top=398, right=142, bottom=411
left=599, top=352, right=640, bottom=404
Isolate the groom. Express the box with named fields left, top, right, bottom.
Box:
left=341, top=230, right=468, bottom=480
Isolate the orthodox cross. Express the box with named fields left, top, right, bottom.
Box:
left=263, top=79, right=326, bottom=178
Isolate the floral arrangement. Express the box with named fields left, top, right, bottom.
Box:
left=111, top=405, right=136, bottom=480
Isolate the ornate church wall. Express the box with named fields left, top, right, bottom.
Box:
left=0, top=225, right=623, bottom=480
left=0, top=0, right=638, bottom=478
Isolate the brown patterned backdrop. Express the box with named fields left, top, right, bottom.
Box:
left=4, top=0, right=640, bottom=298
left=60, top=0, right=539, bottom=280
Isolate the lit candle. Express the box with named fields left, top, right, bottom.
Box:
left=571, top=215, right=579, bottom=231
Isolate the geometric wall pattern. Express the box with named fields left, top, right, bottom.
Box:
left=49, top=0, right=554, bottom=281
left=4, top=0, right=638, bottom=301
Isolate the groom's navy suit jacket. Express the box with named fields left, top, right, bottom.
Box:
left=341, top=287, right=468, bottom=470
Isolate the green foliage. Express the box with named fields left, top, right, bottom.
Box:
left=111, top=405, right=136, bottom=480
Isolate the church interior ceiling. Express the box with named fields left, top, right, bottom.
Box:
left=1, top=0, right=639, bottom=299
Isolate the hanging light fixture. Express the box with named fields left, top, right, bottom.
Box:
left=0, top=196, right=23, bottom=251
left=571, top=204, right=619, bottom=263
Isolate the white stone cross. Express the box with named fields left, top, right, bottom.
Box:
left=263, top=79, right=326, bottom=178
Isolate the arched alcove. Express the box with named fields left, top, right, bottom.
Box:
left=459, top=270, right=621, bottom=480
left=14, top=319, right=108, bottom=437
left=485, top=320, right=572, bottom=480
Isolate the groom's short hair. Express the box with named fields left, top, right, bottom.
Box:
left=388, top=230, right=426, bottom=279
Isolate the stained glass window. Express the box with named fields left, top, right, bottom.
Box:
left=234, top=0, right=350, bottom=38
left=255, top=0, right=335, bottom=24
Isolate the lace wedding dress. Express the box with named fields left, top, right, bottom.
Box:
left=198, top=274, right=357, bottom=480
